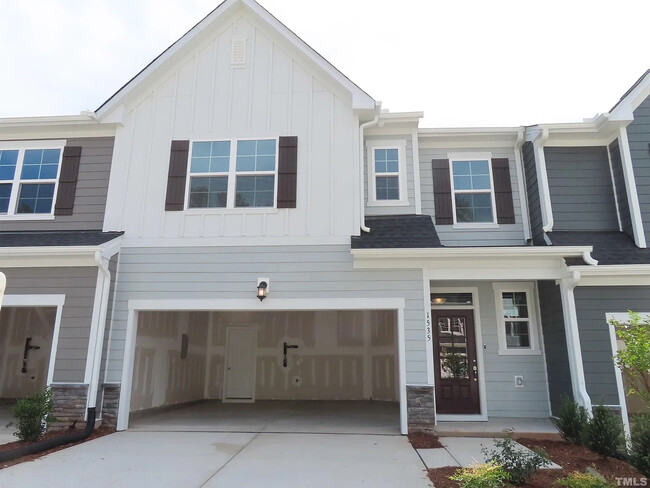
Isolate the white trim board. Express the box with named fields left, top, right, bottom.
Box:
left=116, top=297, right=409, bottom=434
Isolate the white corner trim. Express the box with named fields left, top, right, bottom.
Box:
left=617, top=126, right=647, bottom=248
left=514, top=127, right=532, bottom=241
left=557, top=271, right=591, bottom=410
left=605, top=312, right=635, bottom=447
left=0, top=272, right=5, bottom=310
left=422, top=269, right=434, bottom=386
left=532, top=129, right=554, bottom=232
left=411, top=130, right=422, bottom=215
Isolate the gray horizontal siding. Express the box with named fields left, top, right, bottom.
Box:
left=545, top=146, right=618, bottom=232
left=538, top=280, right=572, bottom=415
left=629, top=96, right=650, bottom=244
left=364, top=134, right=416, bottom=215
left=3, top=137, right=114, bottom=231
left=2, top=267, right=98, bottom=382
left=420, top=146, right=526, bottom=246
left=106, top=245, right=427, bottom=385
left=574, top=286, right=650, bottom=406
left=609, top=139, right=633, bottom=239
left=523, top=141, right=544, bottom=244
left=433, top=281, right=550, bottom=418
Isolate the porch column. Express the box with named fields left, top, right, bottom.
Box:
left=557, top=271, right=592, bottom=410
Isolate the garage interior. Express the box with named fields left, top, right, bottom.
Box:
left=128, top=310, right=400, bottom=434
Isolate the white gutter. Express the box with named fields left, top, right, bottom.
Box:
left=359, top=115, right=380, bottom=232
left=532, top=128, right=554, bottom=233
left=86, top=252, right=112, bottom=412
left=0, top=272, right=5, bottom=312
left=513, top=127, right=531, bottom=240
left=351, top=245, right=593, bottom=259
left=557, top=271, right=592, bottom=411
left=582, top=251, right=598, bottom=266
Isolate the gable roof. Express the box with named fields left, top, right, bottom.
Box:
left=95, top=0, right=375, bottom=118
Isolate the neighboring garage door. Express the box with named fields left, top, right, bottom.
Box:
left=128, top=310, right=400, bottom=431
left=0, top=307, right=56, bottom=400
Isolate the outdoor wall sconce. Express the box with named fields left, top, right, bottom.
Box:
left=257, top=278, right=269, bottom=301
left=432, top=296, right=447, bottom=305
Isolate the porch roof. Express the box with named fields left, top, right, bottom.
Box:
left=547, top=231, right=650, bottom=265
left=0, top=230, right=124, bottom=248
left=351, top=215, right=442, bottom=249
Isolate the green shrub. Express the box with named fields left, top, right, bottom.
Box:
left=629, top=414, right=650, bottom=476
left=449, top=461, right=510, bottom=488
left=584, top=405, right=624, bottom=458
left=552, top=396, right=589, bottom=445
left=7, top=388, right=58, bottom=442
left=481, top=431, right=551, bottom=485
left=553, top=471, right=614, bottom=488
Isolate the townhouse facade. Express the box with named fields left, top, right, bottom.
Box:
left=0, top=0, right=649, bottom=436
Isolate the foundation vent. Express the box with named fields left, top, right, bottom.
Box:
left=231, top=37, right=247, bottom=67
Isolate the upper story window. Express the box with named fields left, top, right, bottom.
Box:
left=366, top=140, right=408, bottom=207
left=493, top=282, right=540, bottom=356
left=187, top=139, right=277, bottom=209
left=450, top=157, right=496, bottom=224
left=0, top=141, right=64, bottom=218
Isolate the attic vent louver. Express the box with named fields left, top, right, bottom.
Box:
left=231, top=36, right=247, bottom=66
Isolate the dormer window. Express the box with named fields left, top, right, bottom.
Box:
left=366, top=140, right=408, bottom=207
left=0, top=141, right=64, bottom=217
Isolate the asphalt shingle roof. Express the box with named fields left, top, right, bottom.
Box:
left=547, top=231, right=650, bottom=265
left=0, top=231, right=124, bottom=248
left=351, top=215, right=442, bottom=249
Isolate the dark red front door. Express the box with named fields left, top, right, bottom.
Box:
left=433, top=310, right=481, bottom=415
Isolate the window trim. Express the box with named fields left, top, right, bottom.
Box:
left=0, top=140, right=65, bottom=220
left=184, top=137, right=280, bottom=211
left=366, top=140, right=409, bottom=207
left=448, top=152, right=497, bottom=228
left=493, top=282, right=541, bottom=356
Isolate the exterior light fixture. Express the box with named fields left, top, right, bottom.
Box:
left=257, top=280, right=268, bottom=301
left=432, top=296, right=447, bottom=305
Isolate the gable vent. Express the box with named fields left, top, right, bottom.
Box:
left=231, top=37, right=247, bottom=66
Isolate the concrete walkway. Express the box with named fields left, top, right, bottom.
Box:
left=417, top=437, right=561, bottom=470
left=0, top=431, right=432, bottom=488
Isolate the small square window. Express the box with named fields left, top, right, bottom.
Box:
left=189, top=176, right=228, bottom=208
left=235, top=175, right=275, bottom=207
left=494, top=284, right=539, bottom=355
left=368, top=142, right=407, bottom=206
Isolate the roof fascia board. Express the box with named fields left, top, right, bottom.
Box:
left=0, top=115, right=119, bottom=140
left=569, top=264, right=650, bottom=276
left=96, top=0, right=374, bottom=119
left=417, top=127, right=519, bottom=149
left=609, top=70, right=650, bottom=119
left=351, top=246, right=592, bottom=259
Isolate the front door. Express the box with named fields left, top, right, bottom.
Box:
left=223, top=327, right=257, bottom=402
left=433, top=310, right=480, bottom=414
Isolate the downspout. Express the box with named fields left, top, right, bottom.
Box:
left=359, top=115, right=380, bottom=232
left=557, top=270, right=592, bottom=411
left=533, top=128, right=554, bottom=233
left=513, top=127, right=532, bottom=241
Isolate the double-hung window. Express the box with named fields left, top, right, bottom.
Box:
left=450, top=155, right=496, bottom=225
left=187, top=138, right=277, bottom=209
left=367, top=140, right=408, bottom=206
left=0, top=142, right=63, bottom=217
left=493, top=283, right=540, bottom=355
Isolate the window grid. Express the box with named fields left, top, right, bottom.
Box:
left=374, top=148, right=400, bottom=201
left=450, top=158, right=496, bottom=224
left=0, top=146, right=62, bottom=216
left=186, top=138, right=278, bottom=210
left=498, top=289, right=534, bottom=352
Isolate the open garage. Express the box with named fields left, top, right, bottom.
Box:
left=126, top=310, right=401, bottom=433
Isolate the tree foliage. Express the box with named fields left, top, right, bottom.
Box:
left=610, top=312, right=650, bottom=406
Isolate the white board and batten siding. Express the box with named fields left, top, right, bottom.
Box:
left=105, top=245, right=428, bottom=387
left=419, top=146, right=527, bottom=246
left=103, top=9, right=358, bottom=243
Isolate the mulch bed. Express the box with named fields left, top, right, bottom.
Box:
left=427, top=438, right=644, bottom=487
left=408, top=430, right=444, bottom=449
left=0, top=426, right=115, bottom=470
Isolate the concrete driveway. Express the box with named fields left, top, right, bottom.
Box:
left=0, top=431, right=431, bottom=488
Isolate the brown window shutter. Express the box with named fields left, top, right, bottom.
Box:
left=54, top=145, right=82, bottom=216
left=491, top=158, right=515, bottom=224
left=165, top=140, right=190, bottom=211
left=432, top=159, right=453, bottom=225
left=277, top=136, right=298, bottom=209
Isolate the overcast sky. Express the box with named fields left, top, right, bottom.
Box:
left=0, top=0, right=648, bottom=127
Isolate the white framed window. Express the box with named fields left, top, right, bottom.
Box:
left=449, top=152, right=497, bottom=227
left=493, top=282, right=541, bottom=355
left=366, top=140, right=408, bottom=206
left=0, top=140, right=65, bottom=219
left=186, top=138, right=278, bottom=209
